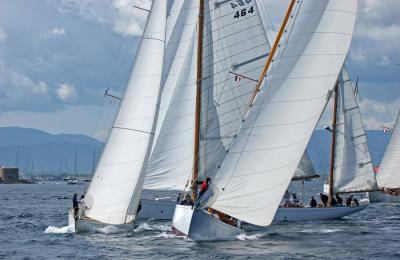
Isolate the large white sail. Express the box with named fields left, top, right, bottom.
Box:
left=199, top=0, right=270, bottom=180
left=293, top=151, right=317, bottom=180
left=143, top=1, right=198, bottom=190
left=153, top=0, right=199, bottom=144
left=144, top=32, right=197, bottom=190
left=206, top=0, right=358, bottom=226
left=376, top=111, right=400, bottom=189
left=333, top=67, right=377, bottom=193
left=83, top=0, right=167, bottom=225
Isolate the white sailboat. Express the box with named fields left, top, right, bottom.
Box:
left=369, top=111, right=400, bottom=202
left=68, top=0, right=167, bottom=232
left=275, top=66, right=376, bottom=222
left=172, top=0, right=358, bottom=241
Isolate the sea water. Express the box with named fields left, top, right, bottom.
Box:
left=0, top=182, right=399, bottom=259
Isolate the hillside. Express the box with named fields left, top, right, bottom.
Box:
left=0, top=127, right=391, bottom=178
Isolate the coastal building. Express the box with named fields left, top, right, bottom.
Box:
left=0, top=167, right=19, bottom=183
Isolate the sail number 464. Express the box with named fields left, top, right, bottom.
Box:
left=233, top=6, right=254, bottom=19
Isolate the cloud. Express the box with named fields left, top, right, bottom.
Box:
left=0, top=60, right=52, bottom=111
left=359, top=98, right=400, bottom=129
left=111, top=0, right=151, bottom=36
left=41, top=27, right=66, bottom=39
left=0, top=27, right=7, bottom=42
left=56, top=83, right=77, bottom=102
left=49, top=27, right=66, bottom=37
left=52, top=0, right=150, bottom=36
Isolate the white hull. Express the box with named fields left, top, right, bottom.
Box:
left=137, top=199, right=176, bottom=220
left=172, top=205, right=243, bottom=241
left=273, top=203, right=368, bottom=222
left=68, top=209, right=134, bottom=233
left=137, top=199, right=369, bottom=222
left=369, top=191, right=400, bottom=203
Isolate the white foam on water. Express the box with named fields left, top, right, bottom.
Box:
left=300, top=228, right=340, bottom=234
left=44, top=225, right=75, bottom=234
left=152, top=231, right=177, bottom=239
left=134, top=222, right=172, bottom=232
left=236, top=233, right=264, bottom=241
left=96, top=225, right=120, bottom=234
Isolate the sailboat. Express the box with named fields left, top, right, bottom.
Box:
left=172, top=0, right=358, bottom=241
left=274, top=66, right=377, bottom=222
left=68, top=0, right=167, bottom=232
left=369, top=111, right=400, bottom=202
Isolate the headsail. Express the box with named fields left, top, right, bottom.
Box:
left=376, top=111, right=400, bottom=189
left=199, top=0, right=270, bottom=180
left=333, top=67, right=377, bottom=193
left=83, top=0, right=167, bottom=225
left=144, top=1, right=198, bottom=190
left=293, top=151, right=318, bottom=180
left=206, top=0, right=358, bottom=226
left=144, top=32, right=197, bottom=190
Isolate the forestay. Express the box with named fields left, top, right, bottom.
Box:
left=376, top=111, right=400, bottom=189
left=144, top=33, right=197, bottom=190
left=333, top=67, right=377, bottom=193
left=206, top=0, right=358, bottom=226
left=199, top=0, right=270, bottom=180
left=293, top=151, right=317, bottom=180
left=83, top=0, right=167, bottom=225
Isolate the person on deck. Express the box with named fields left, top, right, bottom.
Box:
left=352, top=197, right=359, bottom=207
left=346, top=195, right=353, bottom=207
left=336, top=194, right=343, bottom=206
left=72, top=193, right=79, bottom=219
left=320, top=193, right=328, bottom=207
left=199, top=177, right=211, bottom=198
left=310, top=196, right=317, bottom=207
left=331, top=196, right=338, bottom=206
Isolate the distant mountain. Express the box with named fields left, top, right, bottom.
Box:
left=0, top=127, right=103, bottom=177
left=0, top=127, right=391, bottom=178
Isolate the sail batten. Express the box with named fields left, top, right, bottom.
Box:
left=206, top=0, right=358, bottom=226
left=83, top=0, right=167, bottom=225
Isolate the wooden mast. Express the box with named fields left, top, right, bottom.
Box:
left=248, top=0, right=296, bottom=106
left=192, top=0, right=205, bottom=200
left=328, top=82, right=339, bottom=207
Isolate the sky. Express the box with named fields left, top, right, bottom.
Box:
left=0, top=0, right=399, bottom=140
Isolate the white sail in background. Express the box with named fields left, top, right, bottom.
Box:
left=153, top=0, right=199, bottom=144
left=144, top=33, right=197, bottom=190
left=199, top=0, right=270, bottom=180
left=376, top=111, right=400, bottom=189
left=143, top=1, right=198, bottom=190
left=293, top=151, right=317, bottom=180
left=83, top=0, right=167, bottom=225
left=333, top=67, right=377, bottom=193
left=206, top=0, right=358, bottom=226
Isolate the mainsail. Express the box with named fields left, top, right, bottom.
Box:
left=199, top=0, right=270, bottom=180
left=83, top=0, right=167, bottom=225
left=333, top=67, right=377, bottom=193
left=144, top=1, right=198, bottom=190
left=376, top=111, right=400, bottom=189
left=206, top=0, right=358, bottom=226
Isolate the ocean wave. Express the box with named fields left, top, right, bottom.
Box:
left=237, top=233, right=264, bottom=241
left=44, top=225, right=75, bottom=234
